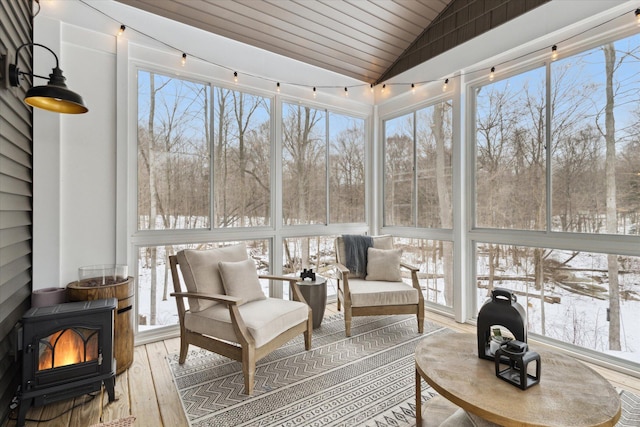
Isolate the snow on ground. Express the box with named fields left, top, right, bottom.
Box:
left=135, top=245, right=640, bottom=366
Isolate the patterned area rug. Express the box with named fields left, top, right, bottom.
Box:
left=167, top=314, right=640, bottom=427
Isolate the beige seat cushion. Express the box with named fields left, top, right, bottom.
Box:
left=366, top=247, right=402, bottom=282
left=177, top=243, right=248, bottom=312
left=218, top=258, right=266, bottom=305
left=335, top=235, right=394, bottom=279
left=184, top=297, right=309, bottom=348
left=348, top=279, right=419, bottom=307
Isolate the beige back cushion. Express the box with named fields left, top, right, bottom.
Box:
left=335, top=235, right=394, bottom=278
left=218, top=258, right=266, bottom=305
left=177, top=243, right=248, bottom=312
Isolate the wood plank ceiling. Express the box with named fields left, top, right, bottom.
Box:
left=114, top=0, right=451, bottom=83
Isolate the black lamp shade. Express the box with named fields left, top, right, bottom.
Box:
left=25, top=84, right=88, bottom=114
left=7, top=43, right=89, bottom=114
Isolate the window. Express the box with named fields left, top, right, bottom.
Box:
left=137, top=71, right=211, bottom=230
left=213, top=88, right=271, bottom=227
left=384, top=100, right=453, bottom=228
left=135, top=71, right=370, bottom=333
left=550, top=35, right=640, bottom=234
left=472, top=32, right=640, bottom=364
left=476, top=243, right=639, bottom=363
left=282, top=103, right=366, bottom=225
left=395, top=237, right=453, bottom=308
left=475, top=67, right=547, bottom=230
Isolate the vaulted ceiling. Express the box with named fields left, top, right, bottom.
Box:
left=114, top=0, right=547, bottom=83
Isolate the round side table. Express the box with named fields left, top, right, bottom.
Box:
left=296, top=277, right=327, bottom=328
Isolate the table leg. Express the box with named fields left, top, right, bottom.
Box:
left=416, top=368, right=422, bottom=426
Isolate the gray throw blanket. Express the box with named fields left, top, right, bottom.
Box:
left=343, top=235, right=373, bottom=276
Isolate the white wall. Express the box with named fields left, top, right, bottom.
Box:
left=32, top=0, right=632, bottom=290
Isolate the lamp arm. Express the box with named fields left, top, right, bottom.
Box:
left=9, top=43, right=62, bottom=87
left=13, top=42, right=60, bottom=69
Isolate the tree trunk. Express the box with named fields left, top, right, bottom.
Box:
left=432, top=103, right=454, bottom=305
left=148, top=74, right=157, bottom=325
left=603, top=43, right=621, bottom=351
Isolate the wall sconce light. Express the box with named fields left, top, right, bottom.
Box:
left=2, top=43, right=88, bottom=114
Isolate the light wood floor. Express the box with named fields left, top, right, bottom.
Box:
left=5, top=305, right=640, bottom=427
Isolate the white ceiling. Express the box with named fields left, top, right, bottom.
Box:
left=114, top=0, right=450, bottom=83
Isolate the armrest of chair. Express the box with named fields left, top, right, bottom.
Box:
left=399, top=263, right=424, bottom=298
left=333, top=262, right=351, bottom=295
left=334, top=262, right=350, bottom=279
left=400, top=262, right=418, bottom=272
left=170, top=291, right=244, bottom=306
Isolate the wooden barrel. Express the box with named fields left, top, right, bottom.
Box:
left=67, top=277, right=135, bottom=374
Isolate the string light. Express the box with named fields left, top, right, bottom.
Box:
left=76, top=1, right=639, bottom=99
left=181, top=53, right=187, bottom=66
left=551, top=45, right=558, bottom=61
left=442, top=78, right=449, bottom=92
left=313, top=87, right=317, bottom=98
left=344, top=87, right=348, bottom=96
left=276, top=82, right=280, bottom=92
left=411, top=83, right=415, bottom=93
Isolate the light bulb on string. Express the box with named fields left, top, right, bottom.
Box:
left=551, top=45, right=558, bottom=61
left=276, top=82, right=280, bottom=92
left=442, top=78, right=449, bottom=92
left=370, top=84, right=374, bottom=93
left=489, top=67, right=495, bottom=81
left=382, top=84, right=386, bottom=94
left=411, top=83, right=415, bottom=93
left=233, top=71, right=238, bottom=83
left=313, top=87, right=317, bottom=98
left=344, top=87, right=348, bottom=96
left=635, top=9, right=640, bottom=26
left=181, top=53, right=187, bottom=66
left=118, top=25, right=126, bottom=36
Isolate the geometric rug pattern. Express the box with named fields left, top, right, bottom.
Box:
left=167, top=314, right=640, bottom=427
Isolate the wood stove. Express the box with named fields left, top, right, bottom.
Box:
left=16, top=298, right=117, bottom=426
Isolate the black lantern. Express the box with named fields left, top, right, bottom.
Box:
left=477, top=288, right=526, bottom=361
left=494, top=340, right=541, bottom=390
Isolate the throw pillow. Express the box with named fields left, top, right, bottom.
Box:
left=218, top=258, right=266, bottom=304
left=365, top=247, right=402, bottom=282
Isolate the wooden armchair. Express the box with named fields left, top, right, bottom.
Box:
left=334, top=235, right=424, bottom=336
left=169, top=243, right=312, bottom=395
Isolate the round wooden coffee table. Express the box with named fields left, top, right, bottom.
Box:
left=415, top=333, right=621, bottom=427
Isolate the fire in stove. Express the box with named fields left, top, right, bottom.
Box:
left=16, top=298, right=117, bottom=427
left=38, top=327, right=99, bottom=370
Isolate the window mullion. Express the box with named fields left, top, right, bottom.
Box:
left=545, top=62, right=552, bottom=233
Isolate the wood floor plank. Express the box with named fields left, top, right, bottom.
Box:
left=95, top=372, right=131, bottom=425
left=146, top=341, right=189, bottom=427
left=67, top=392, right=100, bottom=427
left=128, top=346, right=163, bottom=427
left=163, top=337, right=181, bottom=355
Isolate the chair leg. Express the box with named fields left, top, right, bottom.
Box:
left=242, top=346, right=256, bottom=395
left=304, top=317, right=312, bottom=350
left=178, top=336, right=189, bottom=364
left=418, top=312, right=424, bottom=333
left=345, top=309, right=352, bottom=337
